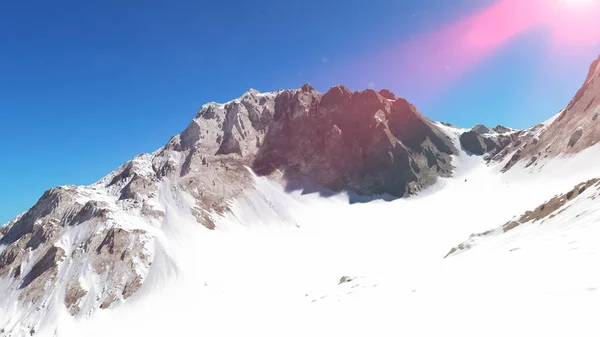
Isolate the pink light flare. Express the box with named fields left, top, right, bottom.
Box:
left=388, top=0, right=600, bottom=99
left=457, top=0, right=600, bottom=49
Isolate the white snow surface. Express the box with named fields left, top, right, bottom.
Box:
left=3, top=126, right=600, bottom=337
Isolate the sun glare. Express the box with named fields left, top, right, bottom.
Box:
left=551, top=0, right=600, bottom=45
left=561, top=0, right=597, bottom=8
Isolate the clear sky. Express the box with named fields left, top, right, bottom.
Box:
left=1, top=0, right=600, bottom=224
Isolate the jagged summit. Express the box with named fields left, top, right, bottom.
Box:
left=180, top=83, right=456, bottom=198
left=300, top=83, right=316, bottom=92
left=378, top=89, right=398, bottom=100
left=252, top=85, right=456, bottom=197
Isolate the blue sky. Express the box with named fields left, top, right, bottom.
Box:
left=1, top=0, right=599, bottom=224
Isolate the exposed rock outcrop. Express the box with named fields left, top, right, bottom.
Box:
left=471, top=124, right=490, bottom=134
left=460, top=131, right=488, bottom=155
left=253, top=86, right=456, bottom=197
left=445, top=178, right=600, bottom=258
left=64, top=280, right=88, bottom=316
left=492, top=125, right=512, bottom=134
left=19, top=246, right=65, bottom=303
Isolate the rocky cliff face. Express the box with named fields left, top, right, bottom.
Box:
left=252, top=84, right=456, bottom=197
left=459, top=124, right=516, bottom=157
left=0, top=85, right=457, bottom=333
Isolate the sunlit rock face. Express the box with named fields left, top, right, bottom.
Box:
left=253, top=84, right=456, bottom=197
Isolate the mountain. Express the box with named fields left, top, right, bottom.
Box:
left=1, top=54, right=600, bottom=337
left=458, top=55, right=600, bottom=171
left=0, top=83, right=457, bottom=334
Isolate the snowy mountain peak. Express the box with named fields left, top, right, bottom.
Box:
left=0, top=84, right=462, bottom=335
left=3, top=53, right=600, bottom=337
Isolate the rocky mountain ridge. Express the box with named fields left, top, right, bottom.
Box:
left=0, top=84, right=458, bottom=333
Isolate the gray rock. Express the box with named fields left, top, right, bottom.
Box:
left=471, top=124, right=491, bottom=134
left=492, top=125, right=511, bottom=134
left=568, top=127, right=584, bottom=147
left=460, top=131, right=487, bottom=155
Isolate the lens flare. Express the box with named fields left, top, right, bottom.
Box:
left=366, top=0, right=600, bottom=99
left=561, top=0, right=596, bottom=8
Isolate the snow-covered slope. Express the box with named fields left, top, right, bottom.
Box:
left=4, top=125, right=600, bottom=337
